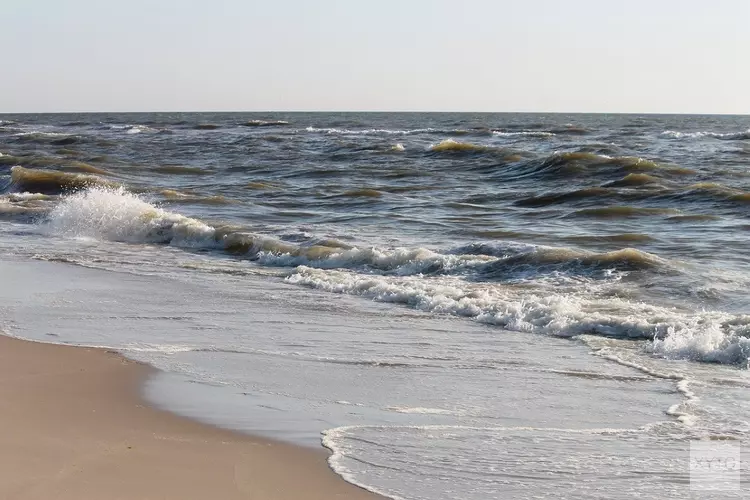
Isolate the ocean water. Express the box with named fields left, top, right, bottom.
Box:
left=1, top=112, right=749, bottom=498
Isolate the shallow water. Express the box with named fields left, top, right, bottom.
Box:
left=1, top=112, right=749, bottom=498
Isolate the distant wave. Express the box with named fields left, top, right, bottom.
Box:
left=192, top=123, right=221, bottom=130
left=107, top=124, right=159, bottom=134
left=661, top=129, right=750, bottom=141
left=492, top=130, right=555, bottom=138
left=305, top=126, right=468, bottom=136
left=13, top=131, right=81, bottom=145
left=0, top=154, right=110, bottom=175
left=240, top=120, right=290, bottom=127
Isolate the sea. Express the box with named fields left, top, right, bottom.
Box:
left=1, top=112, right=749, bottom=499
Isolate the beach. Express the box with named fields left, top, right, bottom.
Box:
left=0, top=334, right=379, bottom=500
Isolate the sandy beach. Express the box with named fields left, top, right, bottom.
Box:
left=0, top=335, right=380, bottom=500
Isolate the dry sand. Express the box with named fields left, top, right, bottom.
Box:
left=0, top=335, right=382, bottom=500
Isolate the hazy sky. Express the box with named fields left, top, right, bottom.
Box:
left=2, top=0, right=748, bottom=113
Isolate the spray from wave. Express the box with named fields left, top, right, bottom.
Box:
left=46, top=187, right=216, bottom=245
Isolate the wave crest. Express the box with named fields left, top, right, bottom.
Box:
left=662, top=129, right=750, bottom=141
left=7, top=166, right=115, bottom=195
left=427, top=140, right=520, bottom=160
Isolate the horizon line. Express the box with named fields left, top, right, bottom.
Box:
left=1, top=110, right=749, bottom=117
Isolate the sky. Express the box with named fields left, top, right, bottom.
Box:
left=1, top=0, right=748, bottom=113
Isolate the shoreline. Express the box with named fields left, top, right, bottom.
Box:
left=0, top=334, right=382, bottom=500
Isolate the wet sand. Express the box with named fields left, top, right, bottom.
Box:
left=0, top=335, right=381, bottom=500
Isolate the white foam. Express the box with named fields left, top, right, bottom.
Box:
left=121, top=343, right=198, bottom=354
left=108, top=124, right=156, bottom=134
left=650, top=319, right=750, bottom=366
left=7, top=192, right=53, bottom=202
left=244, top=120, right=289, bottom=126
left=258, top=245, right=492, bottom=275
left=127, top=125, right=150, bottom=134
left=305, top=126, right=441, bottom=135
left=661, top=129, right=750, bottom=140
left=13, top=131, right=67, bottom=138
left=287, top=266, right=750, bottom=366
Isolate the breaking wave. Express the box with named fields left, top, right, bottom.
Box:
left=241, top=120, right=290, bottom=127
left=46, top=187, right=216, bottom=245
left=107, top=124, right=159, bottom=134
left=42, top=187, right=667, bottom=278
